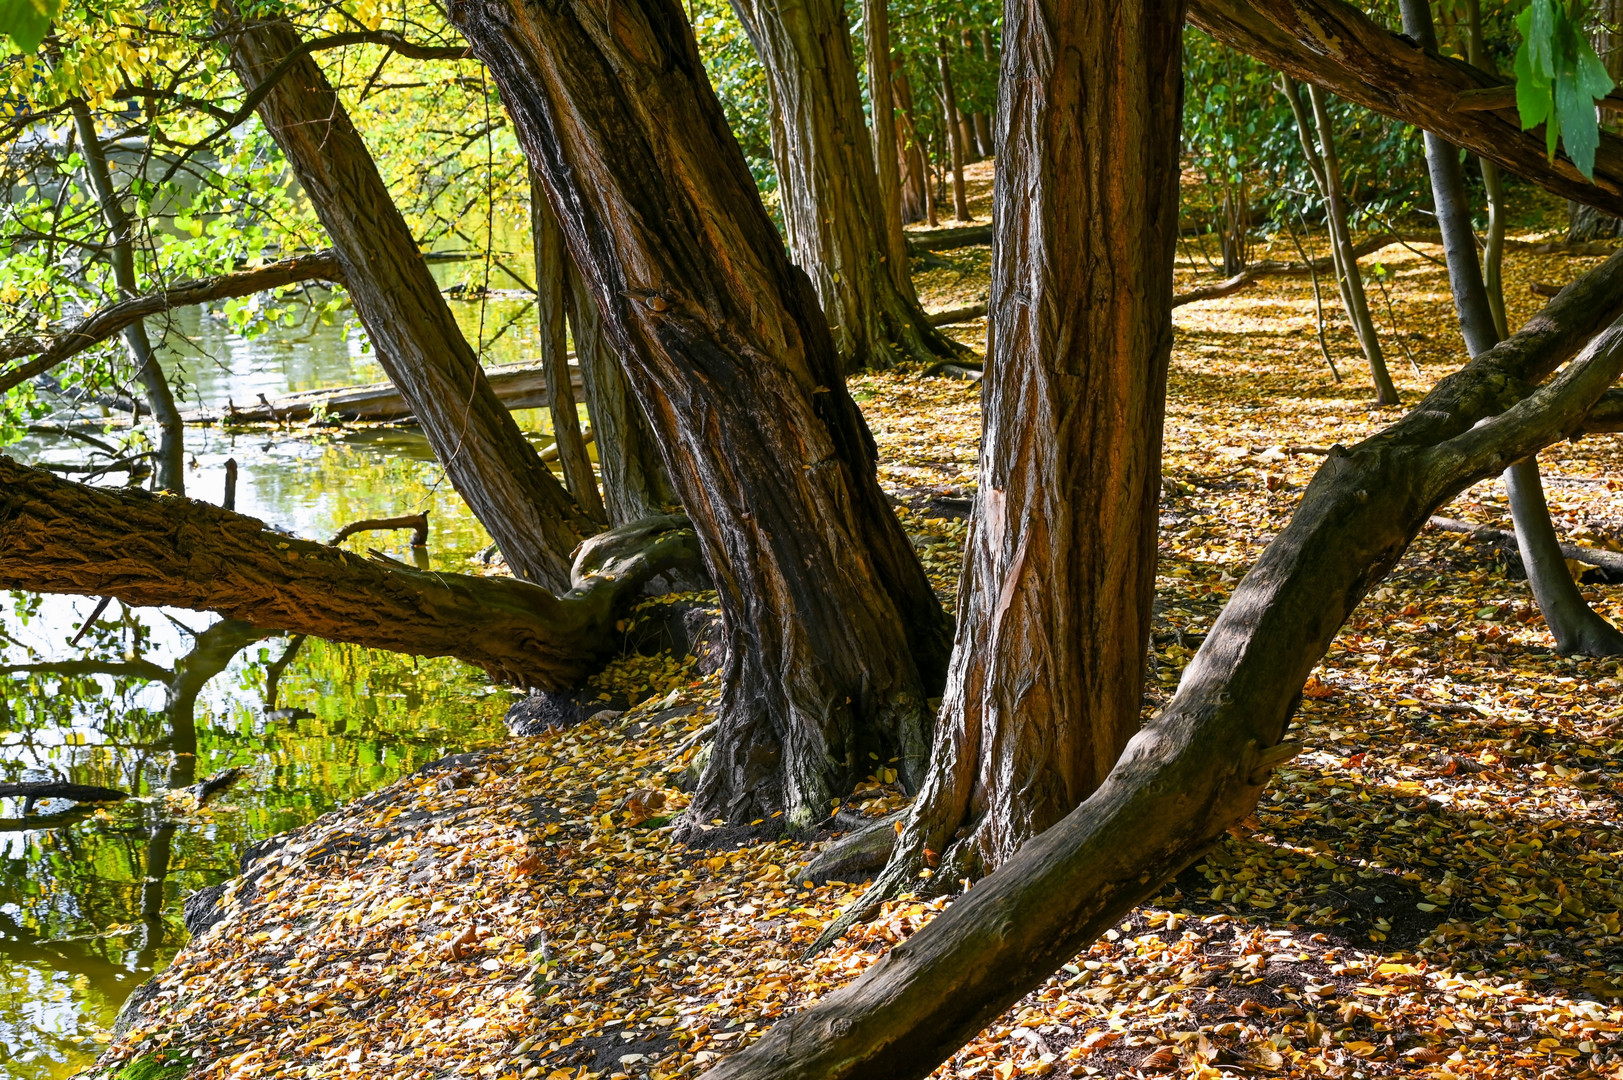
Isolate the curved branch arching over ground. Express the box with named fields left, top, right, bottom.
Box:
left=700, top=252, right=1623, bottom=1080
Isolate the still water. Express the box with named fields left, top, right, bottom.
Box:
left=2, top=293, right=551, bottom=1077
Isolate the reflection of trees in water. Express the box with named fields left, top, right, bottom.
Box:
left=0, top=613, right=275, bottom=1038
left=0, top=596, right=503, bottom=1067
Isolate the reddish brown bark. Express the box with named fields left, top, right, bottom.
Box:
left=866, top=0, right=1186, bottom=894
left=449, top=0, right=951, bottom=828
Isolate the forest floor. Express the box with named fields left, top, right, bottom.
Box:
left=88, top=164, right=1623, bottom=1080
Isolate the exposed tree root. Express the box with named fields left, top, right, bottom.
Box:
left=0, top=457, right=701, bottom=688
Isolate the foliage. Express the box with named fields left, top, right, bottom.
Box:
left=1515, top=0, right=1616, bottom=179
left=0, top=0, right=54, bottom=54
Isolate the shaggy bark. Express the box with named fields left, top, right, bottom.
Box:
left=68, top=100, right=185, bottom=494
left=727, top=0, right=959, bottom=370
left=1187, top=0, right=1623, bottom=219
left=564, top=262, right=680, bottom=526
left=216, top=10, right=592, bottom=591
left=450, top=0, right=953, bottom=829
left=532, top=167, right=606, bottom=524
left=0, top=456, right=700, bottom=689
left=698, top=254, right=1623, bottom=1080
left=844, top=0, right=1185, bottom=916
left=1399, top=0, right=1623, bottom=657
left=0, top=250, right=344, bottom=394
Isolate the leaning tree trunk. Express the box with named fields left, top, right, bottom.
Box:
left=1399, top=0, right=1623, bottom=656
left=893, top=64, right=930, bottom=225
left=937, top=39, right=972, bottom=222
left=1279, top=77, right=1400, bottom=404
left=564, top=261, right=681, bottom=526
left=727, top=0, right=961, bottom=370
left=216, top=11, right=592, bottom=592
left=1461, top=0, right=1509, bottom=340
left=532, top=167, right=607, bottom=524
left=834, top=0, right=1184, bottom=914
left=698, top=231, right=1623, bottom=1080
left=450, top=0, right=954, bottom=830
left=1186, top=0, right=1623, bottom=219
left=0, top=456, right=699, bottom=688
left=862, top=0, right=916, bottom=300
left=68, top=100, right=185, bottom=494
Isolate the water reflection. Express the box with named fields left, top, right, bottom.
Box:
left=0, top=427, right=517, bottom=1076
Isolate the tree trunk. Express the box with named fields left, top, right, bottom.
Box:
left=564, top=261, right=680, bottom=527
left=937, top=40, right=971, bottom=222
left=532, top=166, right=606, bottom=525
left=216, top=10, right=592, bottom=592
left=697, top=248, right=1623, bottom=1080
left=893, top=65, right=930, bottom=225
left=726, top=0, right=957, bottom=370
left=450, top=0, right=953, bottom=830
left=1280, top=77, right=1400, bottom=404
left=68, top=101, right=186, bottom=494
left=1188, top=0, right=1623, bottom=220
left=0, top=455, right=700, bottom=688
left=862, top=0, right=915, bottom=301
left=842, top=0, right=1184, bottom=911
left=1399, top=0, right=1623, bottom=657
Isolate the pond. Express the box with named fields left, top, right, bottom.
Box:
left=1, top=293, right=552, bottom=1078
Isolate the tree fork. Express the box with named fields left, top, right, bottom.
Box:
left=700, top=253, right=1623, bottom=1080
left=0, top=456, right=700, bottom=689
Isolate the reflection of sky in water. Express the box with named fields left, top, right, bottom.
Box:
left=2, top=306, right=533, bottom=1076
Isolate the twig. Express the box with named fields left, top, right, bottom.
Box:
left=330, top=512, right=430, bottom=547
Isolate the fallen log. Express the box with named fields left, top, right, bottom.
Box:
left=0, top=782, right=128, bottom=804
left=925, top=304, right=987, bottom=326
left=0, top=456, right=701, bottom=688
left=0, top=251, right=345, bottom=396
left=179, top=360, right=582, bottom=425
left=698, top=254, right=1623, bottom=1079
left=1429, top=515, right=1623, bottom=577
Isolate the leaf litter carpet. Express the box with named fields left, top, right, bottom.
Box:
left=89, top=236, right=1623, bottom=1080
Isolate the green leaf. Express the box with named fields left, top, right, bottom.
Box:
left=1513, top=0, right=1614, bottom=180
left=0, top=0, right=56, bottom=53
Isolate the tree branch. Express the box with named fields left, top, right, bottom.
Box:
left=0, top=251, right=345, bottom=395
left=1187, top=0, right=1623, bottom=217
left=0, top=457, right=700, bottom=689
left=698, top=252, right=1623, bottom=1080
